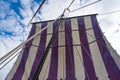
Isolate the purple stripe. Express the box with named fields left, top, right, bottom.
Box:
left=65, top=19, right=75, bottom=80
left=47, top=21, right=58, bottom=80
left=28, top=22, right=47, bottom=80
left=12, top=24, right=36, bottom=80
left=91, top=15, right=120, bottom=80
left=78, top=17, right=97, bottom=80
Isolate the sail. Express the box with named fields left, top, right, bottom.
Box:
left=6, top=14, right=120, bottom=80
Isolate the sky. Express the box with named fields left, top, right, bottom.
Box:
left=0, top=0, right=120, bottom=79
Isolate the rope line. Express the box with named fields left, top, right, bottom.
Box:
left=0, top=50, right=22, bottom=70
left=0, top=49, right=22, bottom=65
left=65, top=0, right=101, bottom=15
left=27, top=0, right=47, bottom=27
left=73, top=40, right=90, bottom=80
left=67, top=0, right=75, bottom=9
left=98, top=9, right=120, bottom=16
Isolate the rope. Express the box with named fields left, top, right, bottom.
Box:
left=0, top=50, right=21, bottom=70
left=98, top=9, right=120, bottom=16
left=65, top=0, right=120, bottom=16
left=67, top=0, right=75, bottom=9
left=73, top=41, right=90, bottom=80
left=27, top=0, right=47, bottom=27
left=65, top=0, right=101, bottom=15
left=0, top=49, right=22, bottom=65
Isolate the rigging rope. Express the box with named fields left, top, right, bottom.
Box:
left=27, top=0, right=47, bottom=27
left=73, top=41, right=90, bottom=80
left=98, top=9, right=120, bottom=16
left=0, top=50, right=22, bottom=70
left=65, top=0, right=101, bottom=15
left=66, top=20, right=90, bottom=80
left=0, top=49, right=22, bottom=65
left=65, top=0, right=120, bottom=17
left=67, top=0, right=75, bottom=9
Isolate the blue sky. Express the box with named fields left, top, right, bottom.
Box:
left=0, top=0, right=43, bottom=56
left=0, top=0, right=120, bottom=79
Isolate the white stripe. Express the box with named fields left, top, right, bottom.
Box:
left=58, top=47, right=66, bottom=80
left=22, top=23, right=41, bottom=80
left=58, top=20, right=66, bottom=79
left=71, top=18, right=78, bottom=30
left=6, top=50, right=23, bottom=80
left=71, top=18, right=85, bottom=79
left=38, top=21, right=53, bottom=80
left=84, top=16, right=109, bottom=80
left=71, top=18, right=79, bottom=45
left=45, top=22, right=53, bottom=47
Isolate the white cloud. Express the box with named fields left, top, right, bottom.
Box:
left=0, top=1, right=10, bottom=19
left=39, top=0, right=73, bottom=20
left=0, top=16, right=17, bottom=32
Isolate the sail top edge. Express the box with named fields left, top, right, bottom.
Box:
left=31, top=13, right=98, bottom=24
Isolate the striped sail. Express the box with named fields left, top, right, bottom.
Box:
left=6, top=14, right=120, bottom=80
